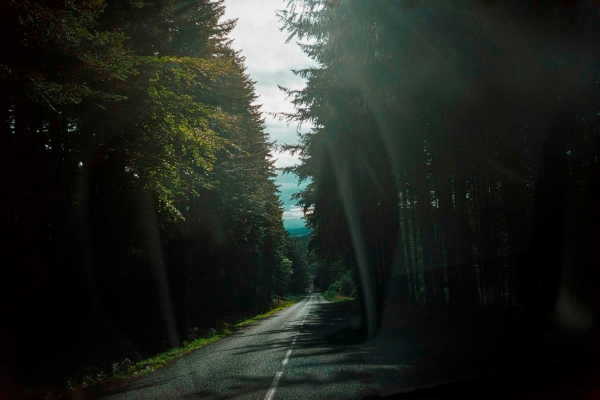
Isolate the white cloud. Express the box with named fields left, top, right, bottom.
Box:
left=264, top=118, right=309, bottom=148
left=223, top=0, right=314, bottom=227
left=272, top=150, right=300, bottom=168
left=223, top=0, right=313, bottom=75
left=223, top=0, right=314, bottom=144
left=283, top=204, right=305, bottom=220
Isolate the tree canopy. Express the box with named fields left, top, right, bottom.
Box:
left=279, top=0, right=600, bottom=335
left=0, top=0, right=301, bottom=387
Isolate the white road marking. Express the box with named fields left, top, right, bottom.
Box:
left=263, top=295, right=314, bottom=400
left=282, top=349, right=292, bottom=366
left=301, top=301, right=312, bottom=324
left=264, top=371, right=283, bottom=400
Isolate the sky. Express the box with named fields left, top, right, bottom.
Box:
left=222, top=0, right=313, bottom=230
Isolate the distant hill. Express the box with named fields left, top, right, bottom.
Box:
left=287, top=227, right=311, bottom=237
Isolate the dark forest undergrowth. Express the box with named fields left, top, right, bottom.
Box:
left=310, top=298, right=600, bottom=396
left=371, top=303, right=600, bottom=395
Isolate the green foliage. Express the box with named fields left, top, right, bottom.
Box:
left=0, top=0, right=137, bottom=106
left=313, top=262, right=335, bottom=292
left=287, top=236, right=311, bottom=293
left=280, top=0, right=600, bottom=320
left=62, top=296, right=302, bottom=393
left=321, top=267, right=357, bottom=302
left=129, top=56, right=236, bottom=218
left=274, top=257, right=294, bottom=296
left=1, top=0, right=291, bottom=392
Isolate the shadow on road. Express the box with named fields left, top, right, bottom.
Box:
left=224, top=302, right=366, bottom=355
left=99, top=294, right=600, bottom=400
left=99, top=300, right=396, bottom=399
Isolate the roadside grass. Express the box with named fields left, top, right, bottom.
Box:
left=235, top=297, right=300, bottom=329
left=22, top=295, right=304, bottom=399
left=330, top=295, right=355, bottom=303
left=105, top=296, right=303, bottom=381
left=111, top=332, right=229, bottom=380
left=322, top=291, right=355, bottom=303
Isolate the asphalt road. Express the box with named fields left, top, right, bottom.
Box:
left=101, top=294, right=381, bottom=400
left=97, top=287, right=600, bottom=400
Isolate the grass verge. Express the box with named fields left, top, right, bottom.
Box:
left=107, top=297, right=303, bottom=381
left=322, top=291, right=355, bottom=303
left=22, top=296, right=304, bottom=399
left=235, top=297, right=299, bottom=329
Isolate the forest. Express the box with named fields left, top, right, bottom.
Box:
left=3, top=0, right=600, bottom=397
left=279, top=0, right=600, bottom=336
left=0, top=0, right=310, bottom=392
